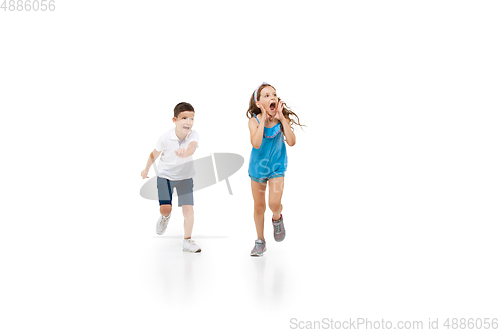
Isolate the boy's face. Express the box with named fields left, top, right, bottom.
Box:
left=257, top=86, right=278, bottom=117
left=173, top=111, right=195, bottom=134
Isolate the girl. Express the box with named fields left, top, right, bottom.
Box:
left=247, top=82, right=304, bottom=256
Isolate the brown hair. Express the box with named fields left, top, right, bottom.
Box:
left=174, top=102, right=195, bottom=118
left=246, top=84, right=305, bottom=131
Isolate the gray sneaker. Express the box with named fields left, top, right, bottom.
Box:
left=156, top=214, right=170, bottom=235
left=250, top=239, right=266, bottom=257
left=272, top=214, right=285, bottom=242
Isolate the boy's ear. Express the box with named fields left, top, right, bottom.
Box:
left=172, top=117, right=177, bottom=123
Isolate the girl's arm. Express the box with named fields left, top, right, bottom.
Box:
left=276, top=101, right=296, bottom=146
left=249, top=115, right=266, bottom=149
left=141, top=149, right=161, bottom=179
left=280, top=118, right=296, bottom=146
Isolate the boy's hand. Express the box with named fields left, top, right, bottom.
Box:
left=175, top=148, right=187, bottom=158
left=141, top=169, right=149, bottom=179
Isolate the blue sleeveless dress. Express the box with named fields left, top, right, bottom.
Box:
left=248, top=114, right=287, bottom=183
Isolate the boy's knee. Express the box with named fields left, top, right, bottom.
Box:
left=182, top=205, right=194, bottom=218
left=160, top=205, right=172, bottom=216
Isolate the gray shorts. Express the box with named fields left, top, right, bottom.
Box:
left=157, top=177, right=194, bottom=206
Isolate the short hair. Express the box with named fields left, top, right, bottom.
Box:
left=173, top=102, right=195, bottom=118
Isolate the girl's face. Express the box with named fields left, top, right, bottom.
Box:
left=257, top=86, right=278, bottom=116
left=173, top=111, right=195, bottom=134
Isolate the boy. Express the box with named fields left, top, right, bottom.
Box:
left=141, top=102, right=201, bottom=253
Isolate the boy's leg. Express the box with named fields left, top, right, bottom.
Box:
left=251, top=179, right=267, bottom=241
left=160, top=204, right=172, bottom=217
left=156, top=204, right=172, bottom=235
left=182, top=205, right=194, bottom=239
left=158, top=177, right=173, bottom=214
left=181, top=204, right=200, bottom=253
left=176, top=178, right=195, bottom=239
left=157, top=177, right=173, bottom=235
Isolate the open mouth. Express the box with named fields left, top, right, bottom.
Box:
left=269, top=102, right=276, bottom=111
left=183, top=126, right=191, bottom=130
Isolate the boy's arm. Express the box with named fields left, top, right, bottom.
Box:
left=141, top=149, right=161, bottom=179
left=185, top=141, right=198, bottom=157
left=175, top=141, right=198, bottom=158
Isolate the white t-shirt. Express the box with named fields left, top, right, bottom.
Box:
left=155, top=128, right=199, bottom=181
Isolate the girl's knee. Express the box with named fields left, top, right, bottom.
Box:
left=254, top=203, right=266, bottom=215
left=160, top=205, right=172, bottom=216
left=269, top=201, right=282, bottom=213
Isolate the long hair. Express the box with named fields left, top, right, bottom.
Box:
left=246, top=83, right=305, bottom=131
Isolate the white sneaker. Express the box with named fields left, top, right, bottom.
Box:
left=183, top=239, right=201, bottom=253
left=156, top=214, right=170, bottom=235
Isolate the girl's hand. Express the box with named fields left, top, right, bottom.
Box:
left=175, top=148, right=187, bottom=158
left=257, top=103, right=269, bottom=121
left=141, top=169, right=149, bottom=179
left=259, top=103, right=275, bottom=124
left=275, top=100, right=285, bottom=121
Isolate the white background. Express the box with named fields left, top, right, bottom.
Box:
left=1, top=1, right=499, bottom=332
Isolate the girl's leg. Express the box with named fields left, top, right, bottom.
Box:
left=182, top=205, right=194, bottom=239
left=251, top=179, right=267, bottom=241
left=268, top=177, right=284, bottom=220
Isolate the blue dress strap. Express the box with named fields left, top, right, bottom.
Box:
left=253, top=113, right=260, bottom=124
